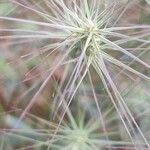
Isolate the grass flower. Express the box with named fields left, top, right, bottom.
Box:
left=1, top=105, right=122, bottom=150
left=0, top=0, right=150, bottom=149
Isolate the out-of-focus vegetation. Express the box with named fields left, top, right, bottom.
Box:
left=0, top=0, right=150, bottom=150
